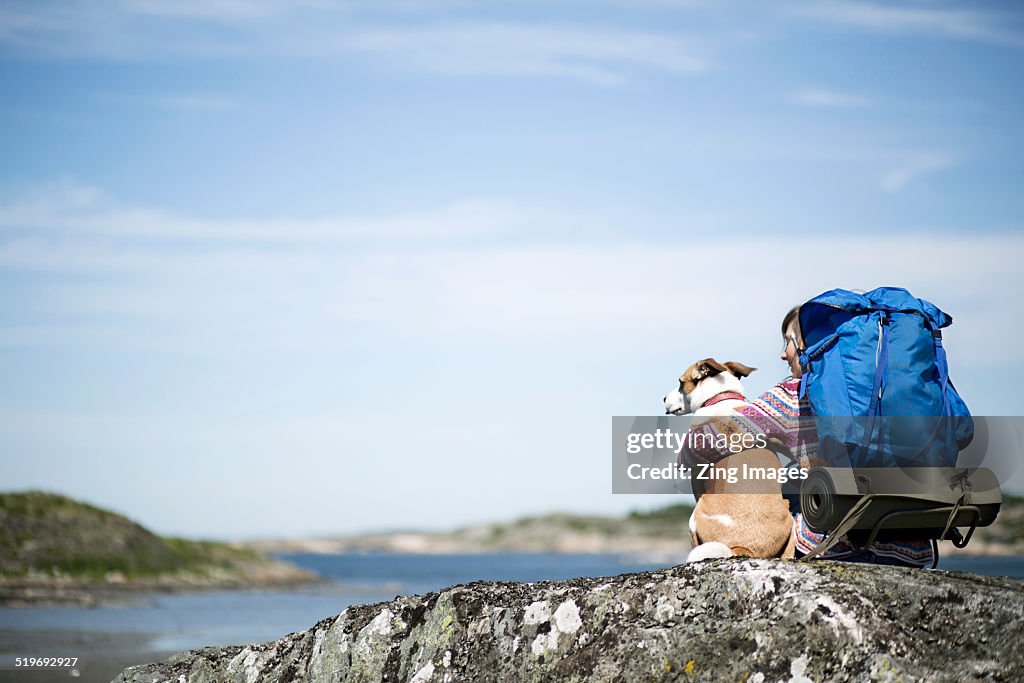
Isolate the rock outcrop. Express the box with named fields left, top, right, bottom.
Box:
left=1, top=491, right=318, bottom=606
left=115, top=558, right=1024, bottom=683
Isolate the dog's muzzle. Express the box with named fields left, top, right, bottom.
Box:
left=663, top=389, right=690, bottom=415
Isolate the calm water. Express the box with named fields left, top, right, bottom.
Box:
left=0, top=552, right=1021, bottom=654
left=0, top=553, right=667, bottom=653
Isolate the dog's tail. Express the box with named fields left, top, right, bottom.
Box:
left=687, top=541, right=733, bottom=563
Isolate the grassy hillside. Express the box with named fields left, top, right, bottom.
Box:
left=0, top=491, right=314, bottom=585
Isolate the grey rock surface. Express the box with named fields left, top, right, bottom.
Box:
left=114, top=558, right=1024, bottom=683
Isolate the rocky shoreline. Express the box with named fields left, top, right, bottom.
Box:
left=115, top=558, right=1024, bottom=683
left=0, top=559, right=320, bottom=607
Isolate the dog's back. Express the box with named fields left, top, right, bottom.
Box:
left=687, top=447, right=796, bottom=561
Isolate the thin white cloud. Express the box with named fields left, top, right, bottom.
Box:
left=342, top=23, right=706, bottom=87
left=95, top=92, right=239, bottom=111
left=328, top=239, right=1022, bottom=348
left=1, top=184, right=1020, bottom=366
left=880, top=152, right=952, bottom=191
left=118, top=0, right=301, bottom=21
left=343, top=23, right=705, bottom=85
left=792, top=87, right=870, bottom=109
left=0, top=4, right=707, bottom=84
left=146, top=94, right=238, bottom=110
left=794, top=1, right=1024, bottom=48
left=0, top=182, right=558, bottom=244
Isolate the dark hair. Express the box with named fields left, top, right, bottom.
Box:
left=781, top=305, right=801, bottom=338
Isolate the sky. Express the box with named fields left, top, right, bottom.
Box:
left=1, top=1, right=1023, bottom=540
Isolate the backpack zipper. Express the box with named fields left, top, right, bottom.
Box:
left=876, top=317, right=884, bottom=400
left=805, top=334, right=839, bottom=361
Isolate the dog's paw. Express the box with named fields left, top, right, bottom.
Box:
left=686, top=541, right=733, bottom=562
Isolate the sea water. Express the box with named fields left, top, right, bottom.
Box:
left=0, top=552, right=1021, bottom=655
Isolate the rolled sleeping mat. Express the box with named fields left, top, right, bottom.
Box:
left=800, top=466, right=1002, bottom=536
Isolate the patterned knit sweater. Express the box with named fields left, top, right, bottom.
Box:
left=680, top=377, right=934, bottom=567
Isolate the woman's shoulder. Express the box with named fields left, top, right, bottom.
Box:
left=778, top=376, right=801, bottom=394
left=741, top=376, right=801, bottom=420
left=757, top=376, right=801, bottom=401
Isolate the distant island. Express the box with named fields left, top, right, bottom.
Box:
left=0, top=491, right=318, bottom=606
left=245, top=505, right=695, bottom=558
left=4, top=490, right=1021, bottom=608
left=244, top=495, right=1024, bottom=557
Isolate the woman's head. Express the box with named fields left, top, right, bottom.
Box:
left=780, top=305, right=803, bottom=378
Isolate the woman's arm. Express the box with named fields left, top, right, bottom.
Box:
left=738, top=378, right=806, bottom=449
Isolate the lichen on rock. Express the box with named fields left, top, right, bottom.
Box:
left=115, top=559, right=1024, bottom=683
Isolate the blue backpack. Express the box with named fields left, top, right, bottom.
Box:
left=798, top=287, right=973, bottom=468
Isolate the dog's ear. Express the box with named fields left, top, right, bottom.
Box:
left=725, top=361, right=756, bottom=378
left=691, top=358, right=729, bottom=380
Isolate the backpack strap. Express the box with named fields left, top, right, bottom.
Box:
left=933, top=329, right=951, bottom=416
left=800, top=494, right=877, bottom=560
left=861, top=312, right=890, bottom=465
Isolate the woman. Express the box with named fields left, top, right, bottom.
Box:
left=683, top=305, right=934, bottom=567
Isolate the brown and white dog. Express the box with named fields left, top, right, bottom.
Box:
left=664, top=358, right=796, bottom=562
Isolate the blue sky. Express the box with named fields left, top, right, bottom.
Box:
left=1, top=1, right=1023, bottom=539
